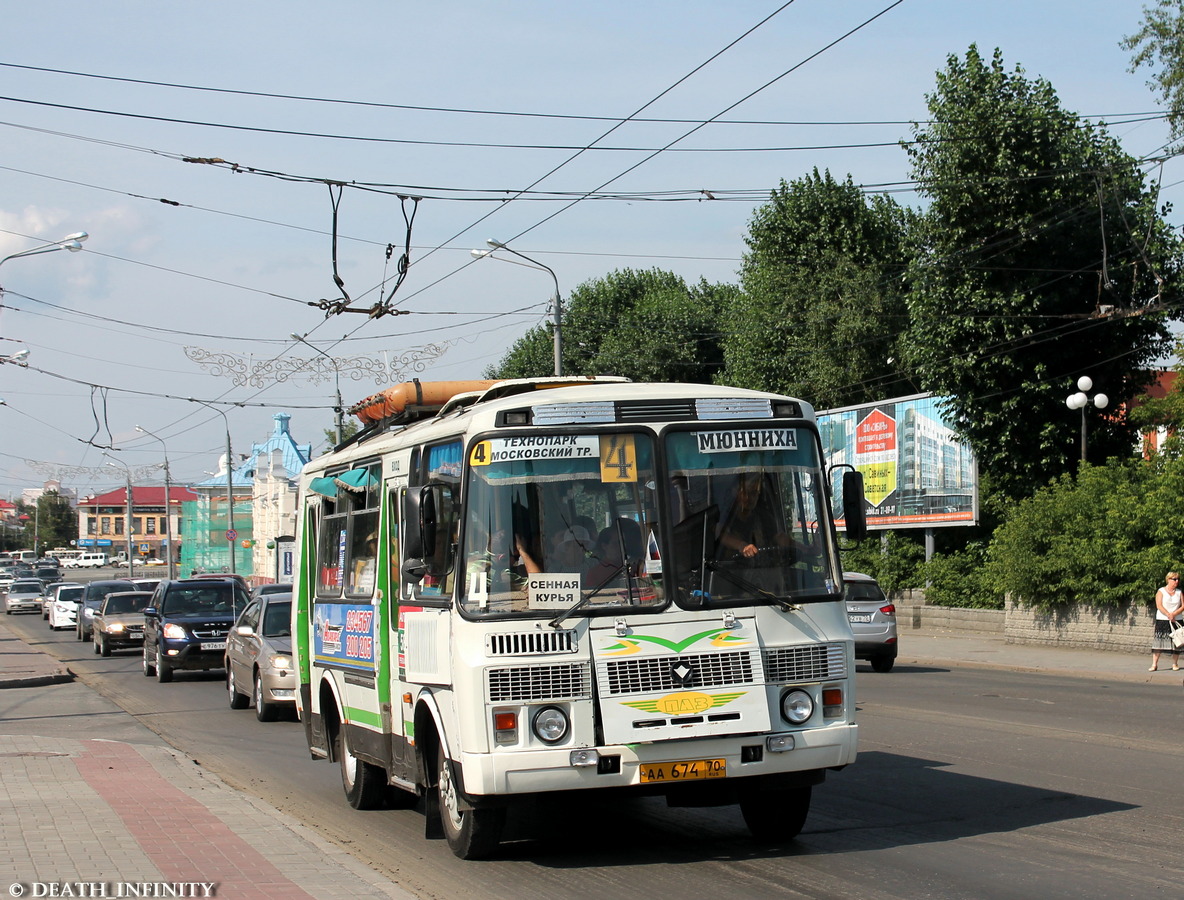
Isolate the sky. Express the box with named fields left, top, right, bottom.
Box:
left=0, top=0, right=1175, bottom=500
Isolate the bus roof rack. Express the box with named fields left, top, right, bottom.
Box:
left=341, top=376, right=631, bottom=449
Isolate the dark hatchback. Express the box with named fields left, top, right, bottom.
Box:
left=142, top=579, right=250, bottom=683
left=76, top=580, right=138, bottom=640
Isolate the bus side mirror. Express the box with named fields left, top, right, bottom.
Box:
left=420, top=486, right=439, bottom=559
left=401, top=484, right=446, bottom=585
left=842, top=470, right=867, bottom=542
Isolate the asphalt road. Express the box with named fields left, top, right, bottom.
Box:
left=4, top=609, right=1181, bottom=900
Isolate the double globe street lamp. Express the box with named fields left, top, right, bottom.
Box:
left=1065, top=376, right=1109, bottom=463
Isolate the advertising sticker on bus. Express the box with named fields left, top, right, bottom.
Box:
left=314, top=603, right=376, bottom=670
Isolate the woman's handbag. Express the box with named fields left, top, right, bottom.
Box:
left=1170, top=619, right=1184, bottom=649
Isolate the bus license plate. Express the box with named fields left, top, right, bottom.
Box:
left=202, top=641, right=226, bottom=651
left=847, top=614, right=873, bottom=623
left=639, top=758, right=726, bottom=783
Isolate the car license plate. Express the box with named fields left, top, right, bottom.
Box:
left=129, top=633, right=144, bottom=640
left=202, top=641, right=226, bottom=651
left=848, top=614, right=873, bottom=623
left=639, top=758, right=726, bottom=783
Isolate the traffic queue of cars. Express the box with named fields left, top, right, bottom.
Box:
left=5, top=568, right=299, bottom=721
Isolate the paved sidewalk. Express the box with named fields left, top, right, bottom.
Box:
left=0, top=624, right=72, bottom=688
left=0, top=617, right=1171, bottom=900
left=0, top=622, right=415, bottom=900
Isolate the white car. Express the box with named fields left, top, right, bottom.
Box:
left=47, top=583, right=85, bottom=630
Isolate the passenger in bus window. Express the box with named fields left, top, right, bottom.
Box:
left=718, top=473, right=820, bottom=563
left=718, top=473, right=780, bottom=558
left=585, top=519, right=644, bottom=586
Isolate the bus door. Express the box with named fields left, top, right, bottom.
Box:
left=398, top=440, right=461, bottom=690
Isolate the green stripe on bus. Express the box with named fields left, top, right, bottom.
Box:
left=345, top=707, right=382, bottom=728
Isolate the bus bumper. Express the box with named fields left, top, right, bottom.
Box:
left=458, top=722, right=857, bottom=797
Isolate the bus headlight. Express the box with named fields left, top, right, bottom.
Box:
left=531, top=706, right=569, bottom=744
left=780, top=689, right=814, bottom=725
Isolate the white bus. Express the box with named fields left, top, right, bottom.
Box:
left=292, top=377, right=866, bottom=858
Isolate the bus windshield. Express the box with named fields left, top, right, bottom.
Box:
left=460, top=433, right=664, bottom=618
left=664, top=426, right=841, bottom=608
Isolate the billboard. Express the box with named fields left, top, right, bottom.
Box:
left=819, top=393, right=978, bottom=530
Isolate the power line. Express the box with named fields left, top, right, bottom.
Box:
left=1, top=61, right=1162, bottom=130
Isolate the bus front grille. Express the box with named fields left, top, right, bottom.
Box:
left=599, top=650, right=758, bottom=696
left=486, top=663, right=591, bottom=702
left=486, top=630, right=577, bottom=656
left=763, top=643, right=847, bottom=682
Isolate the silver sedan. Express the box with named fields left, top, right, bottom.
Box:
left=225, top=591, right=295, bottom=721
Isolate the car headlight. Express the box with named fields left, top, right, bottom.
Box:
left=780, top=689, right=815, bottom=725
left=531, top=706, right=570, bottom=744
left=269, top=654, right=291, bottom=670
left=162, top=623, right=188, bottom=640
left=106, top=623, right=125, bottom=633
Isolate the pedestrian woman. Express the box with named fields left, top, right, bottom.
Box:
left=1151, top=571, right=1183, bottom=671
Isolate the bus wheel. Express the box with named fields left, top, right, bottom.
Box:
left=436, top=744, right=504, bottom=859
left=337, top=725, right=385, bottom=810
left=740, top=785, right=811, bottom=842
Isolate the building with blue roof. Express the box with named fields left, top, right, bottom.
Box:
left=182, top=414, right=311, bottom=579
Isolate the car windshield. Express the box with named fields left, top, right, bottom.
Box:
left=10, top=582, right=41, bottom=593
left=88, top=583, right=135, bottom=603
left=664, top=426, right=842, bottom=608
left=104, top=594, right=150, bottom=615
left=162, top=585, right=244, bottom=616
left=57, top=588, right=83, bottom=602
left=261, top=599, right=292, bottom=637
left=459, top=432, right=663, bottom=619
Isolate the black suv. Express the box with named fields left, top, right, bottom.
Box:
left=143, top=578, right=250, bottom=683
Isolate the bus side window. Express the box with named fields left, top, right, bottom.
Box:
left=317, top=496, right=346, bottom=597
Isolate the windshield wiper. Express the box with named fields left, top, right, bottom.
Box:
left=548, top=564, right=625, bottom=629
left=698, top=560, right=796, bottom=611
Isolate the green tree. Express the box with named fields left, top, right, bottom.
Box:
left=1123, top=0, right=1184, bottom=148
left=487, top=269, right=731, bottom=383
left=985, top=457, right=1184, bottom=612
left=725, top=169, right=917, bottom=408
left=322, top=419, right=360, bottom=452
left=17, top=491, right=76, bottom=556
left=904, top=46, right=1180, bottom=501
left=1128, top=337, right=1184, bottom=458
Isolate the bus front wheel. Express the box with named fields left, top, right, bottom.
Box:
left=337, top=724, right=385, bottom=810
left=436, top=744, right=504, bottom=859
left=739, top=784, right=811, bottom=842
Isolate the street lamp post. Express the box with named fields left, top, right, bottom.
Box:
left=291, top=333, right=344, bottom=444
left=136, top=425, right=176, bottom=580
left=191, top=400, right=237, bottom=575
left=1, top=232, right=87, bottom=350
left=1065, top=376, right=1109, bottom=463
left=103, top=455, right=136, bottom=574
left=473, top=239, right=562, bottom=376
left=0, top=232, right=88, bottom=273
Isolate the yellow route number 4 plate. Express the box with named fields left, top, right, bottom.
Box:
left=639, top=758, right=726, bottom=783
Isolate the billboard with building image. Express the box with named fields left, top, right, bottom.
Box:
left=819, top=393, right=978, bottom=530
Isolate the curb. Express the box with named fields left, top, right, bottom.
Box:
left=0, top=667, right=75, bottom=689
left=894, top=652, right=1165, bottom=685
